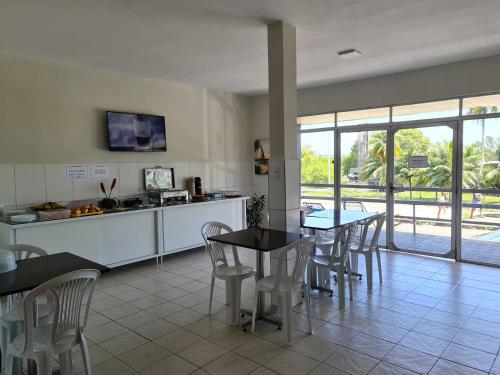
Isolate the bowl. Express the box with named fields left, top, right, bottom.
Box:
left=0, top=249, right=16, bottom=273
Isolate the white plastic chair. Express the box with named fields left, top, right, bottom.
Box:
left=251, top=236, right=316, bottom=345
left=3, top=269, right=100, bottom=375
left=201, top=222, right=255, bottom=326
left=0, top=245, right=52, bottom=374
left=350, top=213, right=386, bottom=289
left=309, top=223, right=356, bottom=309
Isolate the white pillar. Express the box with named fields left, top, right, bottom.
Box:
left=267, top=21, right=300, bottom=233
left=267, top=21, right=301, bottom=306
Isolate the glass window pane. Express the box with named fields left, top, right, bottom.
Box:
left=463, top=119, right=500, bottom=189
left=337, top=107, right=389, bottom=126
left=301, top=131, right=334, bottom=184
left=393, top=99, right=459, bottom=122
left=340, top=130, right=386, bottom=186
left=463, top=94, right=500, bottom=115
left=298, top=113, right=335, bottom=130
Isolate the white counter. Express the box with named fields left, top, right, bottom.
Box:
left=0, top=198, right=248, bottom=267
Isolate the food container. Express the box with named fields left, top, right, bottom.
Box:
left=1, top=209, right=26, bottom=218
left=38, top=209, right=71, bottom=221
left=0, top=249, right=17, bottom=273
left=10, top=214, right=37, bottom=223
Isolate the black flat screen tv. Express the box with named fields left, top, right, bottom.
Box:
left=106, top=111, right=167, bottom=152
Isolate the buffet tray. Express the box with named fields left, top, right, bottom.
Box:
left=70, top=211, right=104, bottom=218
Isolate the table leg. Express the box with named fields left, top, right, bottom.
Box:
left=256, top=252, right=265, bottom=317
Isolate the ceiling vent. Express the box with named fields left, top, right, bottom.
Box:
left=338, top=49, right=362, bottom=59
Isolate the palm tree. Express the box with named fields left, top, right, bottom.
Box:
left=360, top=131, right=402, bottom=184
left=468, top=106, right=498, bottom=180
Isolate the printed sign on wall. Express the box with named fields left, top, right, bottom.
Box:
left=65, top=166, right=89, bottom=180
left=408, top=156, right=429, bottom=168
left=90, top=165, right=111, bottom=179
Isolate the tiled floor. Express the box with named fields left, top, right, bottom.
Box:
left=17, top=247, right=500, bottom=374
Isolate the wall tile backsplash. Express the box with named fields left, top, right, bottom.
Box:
left=0, top=161, right=253, bottom=208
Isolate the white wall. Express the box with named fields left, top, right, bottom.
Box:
left=0, top=53, right=253, bottom=207
left=249, top=53, right=500, bottom=199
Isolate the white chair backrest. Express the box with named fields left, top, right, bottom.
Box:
left=271, top=236, right=316, bottom=292
left=355, top=213, right=386, bottom=252
left=201, top=222, right=241, bottom=269
left=330, top=223, right=357, bottom=266
left=342, top=201, right=367, bottom=212
left=303, top=202, right=325, bottom=211
left=21, top=269, right=100, bottom=354
left=4, top=244, right=47, bottom=261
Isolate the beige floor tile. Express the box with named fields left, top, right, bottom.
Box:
left=369, top=361, right=418, bottom=375
left=91, top=296, right=125, bottom=312
left=131, top=295, right=167, bottom=309
left=154, top=328, right=203, bottom=353
left=116, top=310, right=160, bottom=330
left=185, top=317, right=229, bottom=338
left=344, top=332, right=395, bottom=359
left=265, top=349, right=320, bottom=375
left=308, top=363, right=349, bottom=375
left=148, top=301, right=186, bottom=318
left=166, top=308, right=205, bottom=326
left=155, top=287, right=190, bottom=301
left=429, top=359, right=488, bottom=375
left=118, top=342, right=171, bottom=371
left=92, top=358, right=138, bottom=375
left=326, top=347, right=378, bottom=375
left=100, top=302, right=142, bottom=320
left=203, top=352, right=259, bottom=375
left=399, top=331, right=450, bottom=356
left=86, top=321, right=129, bottom=343
left=133, top=318, right=179, bottom=340
left=235, top=337, right=284, bottom=365
left=100, top=331, right=149, bottom=355
left=384, top=345, right=438, bottom=374
left=441, top=343, right=495, bottom=372
left=72, top=344, right=113, bottom=373
left=208, top=327, right=256, bottom=349
left=290, top=335, right=339, bottom=362
left=177, top=339, right=228, bottom=367
left=141, top=354, right=198, bottom=375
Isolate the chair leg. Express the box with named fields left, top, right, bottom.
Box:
left=35, top=352, right=53, bottom=375
left=59, top=350, right=73, bottom=375
left=251, top=287, right=259, bottom=333
left=80, top=334, right=93, bottom=375
left=1, top=326, right=8, bottom=374
left=351, top=251, right=359, bottom=274
left=375, top=247, right=383, bottom=284
left=225, top=280, right=232, bottom=306
left=281, top=293, right=292, bottom=345
left=231, top=278, right=243, bottom=326
left=346, top=260, right=354, bottom=301
left=365, top=252, right=373, bottom=290
left=337, top=266, right=345, bottom=309
left=4, top=353, right=13, bottom=375
left=303, top=285, right=312, bottom=335
left=208, top=274, right=216, bottom=317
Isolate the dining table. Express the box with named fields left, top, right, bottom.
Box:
left=301, top=209, right=380, bottom=292
left=208, top=227, right=303, bottom=330
left=0, top=252, right=109, bottom=375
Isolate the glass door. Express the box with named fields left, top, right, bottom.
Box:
left=388, top=122, right=458, bottom=258
left=339, top=128, right=388, bottom=247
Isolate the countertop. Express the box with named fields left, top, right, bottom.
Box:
left=0, top=196, right=249, bottom=228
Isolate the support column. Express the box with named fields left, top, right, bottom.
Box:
left=267, top=21, right=301, bottom=307
left=267, top=21, right=300, bottom=233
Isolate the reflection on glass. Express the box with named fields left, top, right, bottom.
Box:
left=463, top=94, right=500, bottom=115
left=393, top=99, right=459, bottom=122
left=341, top=131, right=387, bottom=186
left=300, top=198, right=334, bottom=210
left=301, top=131, right=334, bottom=184
left=337, top=107, right=389, bottom=126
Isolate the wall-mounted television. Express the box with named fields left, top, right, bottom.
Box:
left=106, top=111, right=167, bottom=152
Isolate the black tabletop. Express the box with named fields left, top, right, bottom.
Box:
left=301, top=209, right=379, bottom=230
left=208, top=227, right=303, bottom=252
left=0, top=252, right=109, bottom=297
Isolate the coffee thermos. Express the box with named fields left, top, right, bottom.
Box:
left=194, top=177, right=202, bottom=195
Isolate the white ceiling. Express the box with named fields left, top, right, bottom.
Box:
left=2, top=0, right=500, bottom=94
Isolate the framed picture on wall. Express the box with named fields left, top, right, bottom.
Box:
left=254, top=139, right=270, bottom=175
